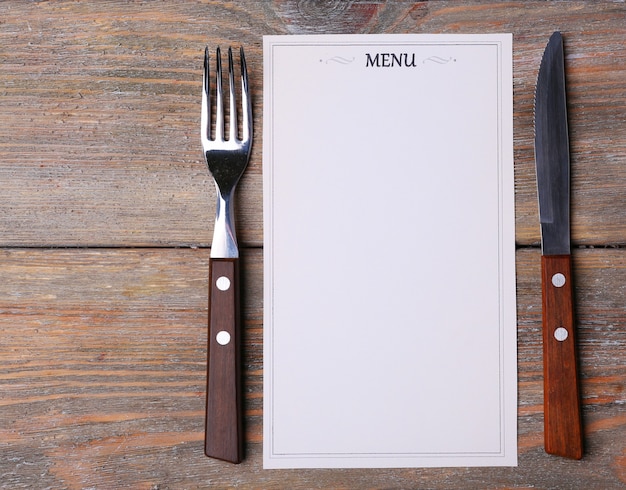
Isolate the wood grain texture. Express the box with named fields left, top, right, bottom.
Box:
left=0, top=248, right=624, bottom=489
left=0, top=1, right=624, bottom=247
left=0, top=0, right=624, bottom=488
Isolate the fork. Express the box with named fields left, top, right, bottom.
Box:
left=201, top=46, right=252, bottom=463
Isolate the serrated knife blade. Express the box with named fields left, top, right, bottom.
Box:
left=534, top=31, right=583, bottom=460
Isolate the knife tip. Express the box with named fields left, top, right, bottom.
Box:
left=549, top=31, right=563, bottom=48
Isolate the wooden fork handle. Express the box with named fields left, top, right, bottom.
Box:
left=205, top=258, right=243, bottom=463
left=541, top=254, right=583, bottom=459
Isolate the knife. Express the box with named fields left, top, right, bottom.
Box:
left=534, top=31, right=583, bottom=459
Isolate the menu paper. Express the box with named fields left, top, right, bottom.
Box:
left=263, top=34, right=516, bottom=468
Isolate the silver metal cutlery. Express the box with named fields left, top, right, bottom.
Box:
left=534, top=31, right=583, bottom=459
left=201, top=46, right=252, bottom=463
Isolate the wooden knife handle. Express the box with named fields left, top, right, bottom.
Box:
left=205, top=258, right=243, bottom=463
left=541, top=254, right=583, bottom=459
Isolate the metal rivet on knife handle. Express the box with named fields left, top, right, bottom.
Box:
left=554, top=327, right=569, bottom=342
left=551, top=273, right=566, bottom=288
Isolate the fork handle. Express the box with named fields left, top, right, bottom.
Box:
left=205, top=258, right=243, bottom=463
left=541, top=254, right=583, bottom=459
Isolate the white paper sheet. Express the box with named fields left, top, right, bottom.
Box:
left=263, top=34, right=516, bottom=468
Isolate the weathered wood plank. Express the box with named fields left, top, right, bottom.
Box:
left=0, top=1, right=267, bottom=248
left=0, top=248, right=261, bottom=488
left=1, top=1, right=624, bottom=247
left=0, top=248, right=623, bottom=488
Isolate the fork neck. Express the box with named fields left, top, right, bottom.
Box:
left=211, top=188, right=239, bottom=259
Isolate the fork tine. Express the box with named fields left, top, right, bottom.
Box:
left=215, top=46, right=224, bottom=141
left=227, top=47, right=237, bottom=142
left=240, top=47, right=251, bottom=143
left=201, top=46, right=211, bottom=144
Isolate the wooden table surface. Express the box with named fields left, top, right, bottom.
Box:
left=1, top=1, right=624, bottom=488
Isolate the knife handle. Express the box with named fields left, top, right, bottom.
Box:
left=541, top=254, right=583, bottom=459
left=205, top=258, right=243, bottom=463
